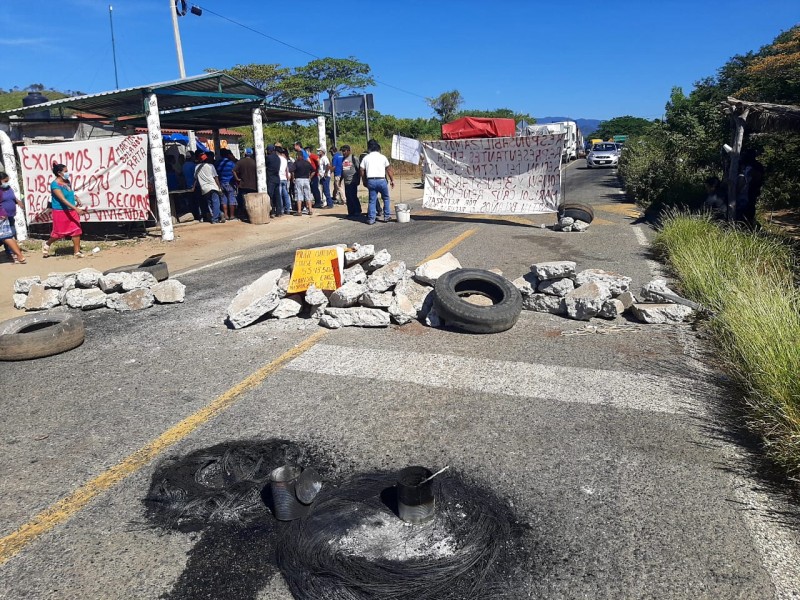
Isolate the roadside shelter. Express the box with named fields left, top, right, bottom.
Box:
left=0, top=72, right=324, bottom=241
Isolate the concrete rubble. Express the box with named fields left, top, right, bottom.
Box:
left=554, top=216, right=591, bottom=232
left=227, top=269, right=285, bottom=329
left=13, top=267, right=185, bottom=315
left=413, top=252, right=461, bottom=285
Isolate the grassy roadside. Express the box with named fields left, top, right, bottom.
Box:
left=653, top=213, right=800, bottom=478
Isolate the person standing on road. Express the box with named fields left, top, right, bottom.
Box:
left=360, top=139, right=395, bottom=224
left=193, top=153, right=223, bottom=223
left=293, top=151, right=314, bottom=216
left=43, top=162, right=89, bottom=258
left=265, top=144, right=284, bottom=217
left=277, top=147, right=292, bottom=215
left=330, top=146, right=344, bottom=204
left=216, top=149, right=238, bottom=221
left=307, top=146, right=323, bottom=208
left=1, top=171, right=25, bottom=262
left=341, top=145, right=362, bottom=218
left=0, top=203, right=25, bottom=264
left=318, top=148, right=333, bottom=208
left=294, top=141, right=309, bottom=160
left=233, top=148, right=257, bottom=221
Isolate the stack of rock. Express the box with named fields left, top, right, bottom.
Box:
left=554, top=216, right=590, bottom=233
left=512, top=261, right=693, bottom=324
left=226, top=244, right=463, bottom=330
left=12, top=268, right=186, bottom=313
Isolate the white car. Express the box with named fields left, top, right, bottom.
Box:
left=586, top=143, right=619, bottom=168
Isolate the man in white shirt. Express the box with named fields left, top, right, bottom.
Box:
left=359, top=139, right=395, bottom=224
left=192, top=152, right=223, bottom=223
left=318, top=148, right=333, bottom=208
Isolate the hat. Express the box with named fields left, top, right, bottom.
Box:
left=317, top=147, right=325, bottom=153
left=266, top=144, right=275, bottom=151
left=245, top=148, right=253, bottom=155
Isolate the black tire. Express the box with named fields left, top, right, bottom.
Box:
left=433, top=269, right=522, bottom=334
left=0, top=312, right=85, bottom=361
left=103, top=262, right=169, bottom=281
left=558, top=202, right=594, bottom=224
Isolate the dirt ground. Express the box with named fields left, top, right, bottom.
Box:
left=0, top=178, right=424, bottom=322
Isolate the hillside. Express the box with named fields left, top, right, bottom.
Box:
left=0, top=90, right=69, bottom=112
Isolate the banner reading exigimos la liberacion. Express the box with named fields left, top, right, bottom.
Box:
left=422, top=134, right=563, bottom=214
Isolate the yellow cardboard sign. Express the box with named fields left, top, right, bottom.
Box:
left=287, top=247, right=343, bottom=293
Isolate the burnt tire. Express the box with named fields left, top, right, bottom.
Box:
left=558, top=202, right=594, bottom=224
left=433, top=269, right=522, bottom=334
left=0, top=312, right=85, bottom=361
left=103, top=261, right=169, bottom=281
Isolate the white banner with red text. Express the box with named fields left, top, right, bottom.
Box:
left=422, top=134, right=563, bottom=214
left=19, top=134, right=150, bottom=223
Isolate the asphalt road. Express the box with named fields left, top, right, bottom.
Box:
left=1, top=163, right=799, bottom=599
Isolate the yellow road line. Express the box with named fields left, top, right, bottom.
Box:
left=417, top=228, right=479, bottom=266
left=0, top=329, right=327, bottom=566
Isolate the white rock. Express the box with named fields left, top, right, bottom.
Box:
left=329, top=281, right=367, bottom=308
left=13, top=293, right=27, bottom=310
left=24, top=284, right=61, bottom=311
left=324, top=307, right=390, bottom=327
left=121, top=271, right=158, bottom=291
left=563, top=282, right=612, bottom=321
left=388, top=293, right=416, bottom=325
left=14, top=276, right=41, bottom=294
left=304, top=284, right=329, bottom=307
left=559, top=216, right=575, bottom=227
left=575, top=269, right=632, bottom=296
left=343, top=264, right=367, bottom=284
left=631, top=303, right=693, bottom=324
left=617, top=291, right=637, bottom=310
left=572, top=220, right=590, bottom=232
left=44, top=272, right=73, bottom=289
left=367, top=260, right=406, bottom=292
left=318, top=314, right=342, bottom=329
left=488, top=268, right=504, bottom=276
left=641, top=279, right=678, bottom=303
left=531, top=261, right=576, bottom=280
left=226, top=269, right=284, bottom=329
left=107, top=288, right=155, bottom=312
left=271, top=295, right=303, bottom=319
left=522, top=293, right=565, bottom=315
left=62, top=276, right=77, bottom=293
left=599, top=299, right=625, bottom=319
left=152, top=280, right=186, bottom=304
left=359, top=290, right=394, bottom=308
left=561, top=225, right=573, bottom=232
left=538, top=278, right=575, bottom=297
left=395, top=277, right=433, bottom=312
left=277, top=270, right=292, bottom=297
left=75, top=268, right=103, bottom=288
left=512, top=273, right=539, bottom=296
left=64, top=288, right=108, bottom=310
left=344, top=243, right=375, bottom=266
left=105, top=293, right=121, bottom=309
left=98, top=272, right=127, bottom=293
left=366, top=249, right=391, bottom=272
left=414, top=252, right=461, bottom=286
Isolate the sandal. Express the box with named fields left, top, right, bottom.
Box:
left=74, top=252, right=84, bottom=258
left=14, top=256, right=26, bottom=264
left=42, top=242, right=50, bottom=257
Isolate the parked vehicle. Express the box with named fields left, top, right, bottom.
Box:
left=586, top=142, right=619, bottom=168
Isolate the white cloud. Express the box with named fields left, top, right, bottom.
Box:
left=0, top=38, right=47, bottom=46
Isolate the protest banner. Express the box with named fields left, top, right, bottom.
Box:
left=422, top=134, right=563, bottom=214
left=391, top=134, right=422, bottom=165
left=287, top=247, right=344, bottom=294
left=18, top=134, right=150, bottom=224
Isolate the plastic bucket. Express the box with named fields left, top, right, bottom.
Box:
left=397, top=466, right=435, bottom=524
left=244, top=192, right=271, bottom=225
left=395, top=203, right=411, bottom=224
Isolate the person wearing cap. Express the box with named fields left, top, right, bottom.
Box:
left=330, top=146, right=344, bottom=205
left=233, top=148, right=257, bottom=221
left=193, top=152, right=223, bottom=223
left=317, top=148, right=333, bottom=208
left=359, top=139, right=394, bottom=224
left=265, top=144, right=284, bottom=217
left=217, top=149, right=238, bottom=221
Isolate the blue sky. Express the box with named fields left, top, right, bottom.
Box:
left=2, top=0, right=798, bottom=122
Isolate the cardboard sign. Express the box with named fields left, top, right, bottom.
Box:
left=391, top=134, right=422, bottom=165
left=287, top=247, right=344, bottom=293
left=422, top=134, right=563, bottom=215
left=18, top=134, right=150, bottom=224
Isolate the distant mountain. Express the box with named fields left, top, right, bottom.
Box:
left=536, top=116, right=602, bottom=135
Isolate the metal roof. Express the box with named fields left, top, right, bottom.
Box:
left=0, top=72, right=324, bottom=125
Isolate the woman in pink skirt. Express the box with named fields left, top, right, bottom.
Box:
left=43, top=163, right=88, bottom=258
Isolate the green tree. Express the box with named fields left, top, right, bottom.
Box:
left=455, top=107, right=535, bottom=123
left=594, top=115, right=655, bottom=139
left=427, top=90, right=464, bottom=122
left=292, top=57, right=374, bottom=109
left=208, top=63, right=292, bottom=105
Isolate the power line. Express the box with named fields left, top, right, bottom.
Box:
left=193, top=4, right=429, bottom=101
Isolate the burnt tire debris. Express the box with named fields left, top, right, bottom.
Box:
left=0, top=311, right=85, bottom=361
left=433, top=268, right=523, bottom=334
left=143, top=439, right=532, bottom=600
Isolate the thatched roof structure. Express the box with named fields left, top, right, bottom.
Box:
left=722, top=97, right=800, bottom=133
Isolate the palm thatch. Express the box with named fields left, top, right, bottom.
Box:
left=722, top=97, right=800, bottom=133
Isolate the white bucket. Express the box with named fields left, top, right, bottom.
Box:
left=395, top=204, right=411, bottom=223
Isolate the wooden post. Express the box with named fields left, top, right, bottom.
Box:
left=726, top=107, right=748, bottom=222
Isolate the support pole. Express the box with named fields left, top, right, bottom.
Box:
left=317, top=116, right=327, bottom=153
left=330, top=95, right=337, bottom=147
left=364, top=94, right=370, bottom=145
left=252, top=106, right=267, bottom=193
left=145, top=92, right=174, bottom=241
left=726, top=108, right=748, bottom=222
left=0, top=130, right=28, bottom=241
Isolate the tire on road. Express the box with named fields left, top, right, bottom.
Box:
left=558, top=202, right=594, bottom=224
left=103, top=262, right=169, bottom=281
left=0, top=312, right=86, bottom=361
left=433, top=269, right=523, bottom=334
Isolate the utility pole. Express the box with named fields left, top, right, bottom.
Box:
left=170, top=0, right=186, bottom=78
left=109, top=5, right=119, bottom=88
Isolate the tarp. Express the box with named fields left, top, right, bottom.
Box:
left=391, top=134, right=422, bottom=164
left=441, top=117, right=516, bottom=140
left=422, top=134, right=563, bottom=215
